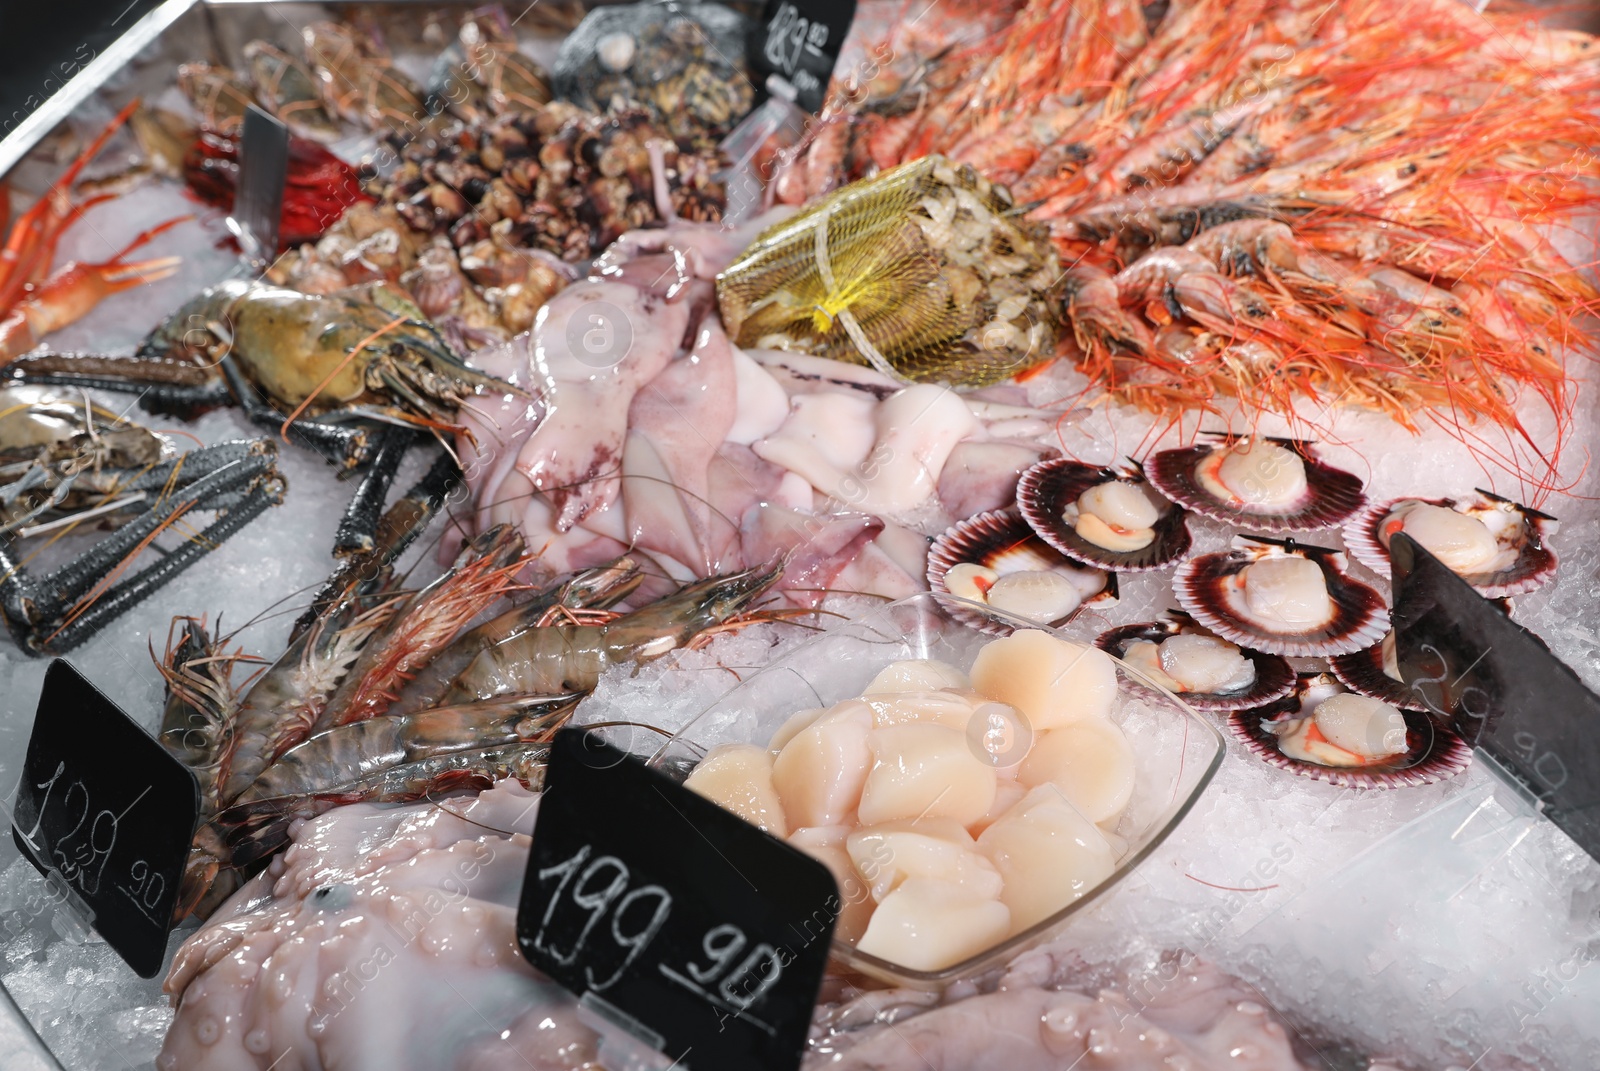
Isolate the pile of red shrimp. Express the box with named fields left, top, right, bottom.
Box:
left=778, top=0, right=1600, bottom=486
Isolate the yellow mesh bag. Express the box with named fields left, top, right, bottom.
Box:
left=717, top=155, right=1062, bottom=387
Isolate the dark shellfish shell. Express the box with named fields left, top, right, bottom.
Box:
left=1328, top=641, right=1429, bottom=713
left=1172, top=536, right=1387, bottom=657
left=1016, top=458, right=1191, bottom=572
left=1342, top=490, right=1558, bottom=599
left=928, top=508, right=1118, bottom=636
left=1228, top=675, right=1471, bottom=789
left=1146, top=434, right=1365, bottom=533
left=1096, top=611, right=1295, bottom=711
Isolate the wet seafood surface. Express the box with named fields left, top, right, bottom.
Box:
left=686, top=639, right=1140, bottom=975
left=4, top=2, right=1600, bottom=1070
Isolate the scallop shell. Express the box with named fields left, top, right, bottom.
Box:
left=1016, top=458, right=1191, bottom=571
left=1228, top=674, right=1472, bottom=789
left=1096, top=611, right=1295, bottom=711
left=927, top=509, right=1118, bottom=635
left=1342, top=490, right=1558, bottom=599
left=1328, top=641, right=1429, bottom=713
left=1172, top=536, right=1387, bottom=657
left=1331, top=596, right=1514, bottom=711
left=1146, top=434, right=1365, bottom=532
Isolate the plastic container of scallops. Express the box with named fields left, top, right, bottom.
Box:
left=650, top=591, right=1225, bottom=988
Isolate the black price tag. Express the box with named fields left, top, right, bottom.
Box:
left=518, top=729, right=838, bottom=1071
left=751, top=0, right=858, bottom=113
left=1391, top=532, right=1600, bottom=863
left=9, top=661, right=200, bottom=978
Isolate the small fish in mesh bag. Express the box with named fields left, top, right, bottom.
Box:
left=716, top=155, right=1062, bottom=388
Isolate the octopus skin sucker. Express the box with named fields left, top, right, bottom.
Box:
left=927, top=509, right=1118, bottom=635
left=1096, top=611, right=1296, bottom=712
left=1145, top=433, right=1366, bottom=533
left=1015, top=458, right=1192, bottom=572
left=1228, top=674, right=1472, bottom=790
left=1172, top=535, right=1387, bottom=658
left=1342, top=490, right=1558, bottom=599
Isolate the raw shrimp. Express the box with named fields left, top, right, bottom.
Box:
left=211, top=596, right=399, bottom=809
left=0, top=102, right=184, bottom=364
left=311, top=526, right=528, bottom=732
left=387, top=558, right=642, bottom=718
left=233, top=694, right=580, bottom=805
left=442, top=563, right=784, bottom=701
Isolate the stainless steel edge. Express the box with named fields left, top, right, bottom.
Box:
left=0, top=0, right=198, bottom=180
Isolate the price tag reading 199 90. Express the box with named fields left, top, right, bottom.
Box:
left=10, top=660, right=201, bottom=978
left=518, top=729, right=838, bottom=1071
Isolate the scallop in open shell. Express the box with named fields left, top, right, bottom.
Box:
left=1328, top=632, right=1428, bottom=713
left=1172, top=535, right=1386, bottom=657
left=1331, top=594, right=1513, bottom=712
left=1016, top=458, right=1191, bottom=571
left=1228, top=674, right=1471, bottom=789
left=1342, top=491, right=1558, bottom=598
left=928, top=508, right=1118, bottom=635
left=1146, top=433, right=1365, bottom=532
left=1097, top=611, right=1294, bottom=711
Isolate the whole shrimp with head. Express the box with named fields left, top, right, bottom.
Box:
left=161, top=522, right=789, bottom=922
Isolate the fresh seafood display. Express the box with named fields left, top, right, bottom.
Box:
left=782, top=0, right=1600, bottom=467
left=1343, top=491, right=1559, bottom=597
left=0, top=386, right=283, bottom=653
left=1, top=102, right=184, bottom=363
left=1229, top=673, right=1473, bottom=789
left=927, top=509, right=1115, bottom=632
left=161, top=778, right=1318, bottom=1071
left=718, top=156, right=1062, bottom=386
left=4, top=3, right=1600, bottom=1070
left=1173, top=536, right=1388, bottom=657
left=163, top=525, right=787, bottom=920
left=686, top=635, right=1138, bottom=973
left=451, top=213, right=1077, bottom=604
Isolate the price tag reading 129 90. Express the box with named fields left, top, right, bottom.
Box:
left=10, top=661, right=200, bottom=978
left=518, top=729, right=838, bottom=1071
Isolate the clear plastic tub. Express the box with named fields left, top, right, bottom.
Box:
left=650, top=591, right=1226, bottom=988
